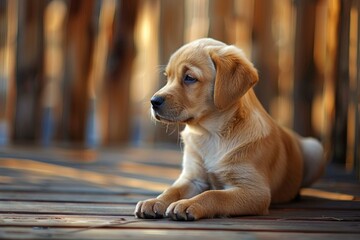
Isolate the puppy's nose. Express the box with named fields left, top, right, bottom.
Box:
left=150, top=96, right=165, bottom=108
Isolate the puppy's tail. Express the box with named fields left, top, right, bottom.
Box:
left=300, top=138, right=325, bottom=187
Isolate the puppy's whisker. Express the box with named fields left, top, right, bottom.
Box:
left=164, top=123, right=176, bottom=136
left=177, top=123, right=182, bottom=146
left=168, top=125, right=178, bottom=136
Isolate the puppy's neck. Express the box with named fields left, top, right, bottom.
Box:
left=185, top=89, right=271, bottom=139
left=186, top=106, right=240, bottom=135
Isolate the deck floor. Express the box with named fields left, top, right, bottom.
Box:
left=0, top=146, right=360, bottom=240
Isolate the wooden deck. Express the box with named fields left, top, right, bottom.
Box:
left=0, top=146, right=359, bottom=240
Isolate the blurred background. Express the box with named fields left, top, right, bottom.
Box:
left=0, top=0, right=359, bottom=177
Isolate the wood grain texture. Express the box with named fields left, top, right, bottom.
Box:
left=0, top=148, right=359, bottom=239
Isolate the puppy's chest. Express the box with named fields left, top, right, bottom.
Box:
left=197, top=139, right=235, bottom=190
left=192, top=134, right=230, bottom=172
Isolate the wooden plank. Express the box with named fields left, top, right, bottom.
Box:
left=117, top=162, right=180, bottom=180
left=0, top=168, right=174, bottom=187
left=266, top=209, right=360, bottom=221
left=0, top=199, right=358, bottom=220
left=0, top=148, right=183, bottom=172
left=0, top=158, right=171, bottom=192
left=271, top=197, right=360, bottom=210
left=312, top=182, right=360, bottom=196
left=0, top=227, right=250, bottom=240
left=1, top=226, right=359, bottom=240
left=0, top=146, right=183, bottom=166
left=0, top=215, right=360, bottom=233
left=0, top=176, right=165, bottom=194
left=0, top=192, right=144, bottom=204
left=122, top=148, right=182, bottom=167
left=2, top=184, right=359, bottom=211
left=301, top=188, right=357, bottom=201
left=1, top=191, right=359, bottom=211
left=5, top=192, right=358, bottom=213
left=0, top=227, right=360, bottom=240
left=0, top=168, right=174, bottom=189
left=0, top=201, right=135, bottom=216
left=0, top=184, right=160, bottom=196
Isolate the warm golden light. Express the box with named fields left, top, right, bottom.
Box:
left=0, top=158, right=170, bottom=192
left=118, top=162, right=180, bottom=180
left=301, top=188, right=355, bottom=201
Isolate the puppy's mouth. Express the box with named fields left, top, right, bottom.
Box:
left=152, top=110, right=194, bottom=124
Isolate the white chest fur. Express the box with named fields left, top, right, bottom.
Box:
left=200, top=135, right=229, bottom=172
left=182, top=125, right=233, bottom=173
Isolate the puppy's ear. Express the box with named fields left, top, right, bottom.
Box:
left=209, top=46, right=258, bottom=109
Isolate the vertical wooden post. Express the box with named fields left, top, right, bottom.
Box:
left=131, top=0, right=160, bottom=146
left=153, top=0, right=185, bottom=144
left=14, top=0, right=44, bottom=142
left=184, top=0, right=209, bottom=42
left=272, top=0, right=295, bottom=128
left=293, top=0, right=317, bottom=137
left=354, top=0, right=360, bottom=178
left=0, top=0, right=17, bottom=146
left=331, top=0, right=351, bottom=164
left=41, top=0, right=67, bottom=146
left=208, top=0, right=233, bottom=43
left=0, top=0, right=6, bottom=145
left=233, top=0, right=254, bottom=57
left=208, top=0, right=255, bottom=50
left=64, top=0, right=95, bottom=142
left=158, top=0, right=185, bottom=64
left=252, top=0, right=279, bottom=113
left=100, top=0, right=139, bottom=144
left=87, top=0, right=117, bottom=147
left=345, top=0, right=359, bottom=172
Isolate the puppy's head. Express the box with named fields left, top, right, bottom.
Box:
left=151, top=38, right=258, bottom=124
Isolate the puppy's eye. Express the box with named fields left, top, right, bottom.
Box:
left=183, top=74, right=197, bottom=84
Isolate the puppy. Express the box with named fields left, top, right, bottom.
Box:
left=135, top=38, right=325, bottom=221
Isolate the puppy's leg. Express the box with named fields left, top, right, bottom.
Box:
left=166, top=184, right=271, bottom=221
left=166, top=165, right=271, bottom=220
left=135, top=146, right=208, bottom=219
left=135, top=177, right=208, bottom=219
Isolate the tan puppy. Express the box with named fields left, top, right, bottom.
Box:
left=135, top=38, right=325, bottom=221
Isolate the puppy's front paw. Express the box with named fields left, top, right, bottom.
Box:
left=134, top=199, right=167, bottom=219
left=166, top=199, right=204, bottom=221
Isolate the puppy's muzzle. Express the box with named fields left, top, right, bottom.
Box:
left=150, top=95, right=165, bottom=111
left=150, top=95, right=191, bottom=123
